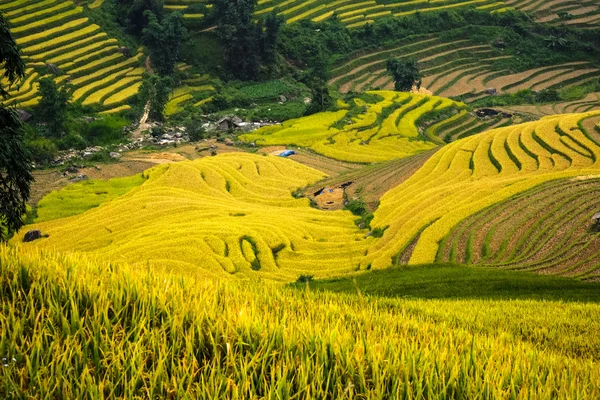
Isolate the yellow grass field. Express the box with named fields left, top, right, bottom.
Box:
left=18, top=153, right=372, bottom=281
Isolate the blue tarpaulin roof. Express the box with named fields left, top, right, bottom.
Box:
left=279, top=150, right=296, bottom=157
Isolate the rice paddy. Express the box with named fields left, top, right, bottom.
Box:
left=242, top=91, right=468, bottom=162
left=17, top=153, right=374, bottom=281
left=330, top=35, right=600, bottom=105
left=365, top=110, right=600, bottom=270
left=1, top=0, right=143, bottom=110
left=1, top=244, right=600, bottom=398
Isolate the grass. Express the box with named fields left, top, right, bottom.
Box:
left=1, top=244, right=600, bottom=398
left=34, top=174, right=147, bottom=223
left=299, top=263, right=600, bottom=302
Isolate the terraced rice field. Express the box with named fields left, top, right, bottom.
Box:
left=304, top=149, right=436, bottom=211
left=20, top=112, right=600, bottom=280
left=438, top=177, right=600, bottom=280
left=507, top=0, right=600, bottom=28
left=330, top=35, right=600, bottom=101
left=0, top=0, right=143, bottom=110
left=160, top=0, right=510, bottom=26
left=254, top=0, right=510, bottom=27
left=499, top=92, right=600, bottom=119
left=242, top=91, right=468, bottom=162
left=364, top=110, right=600, bottom=270
left=18, top=153, right=373, bottom=281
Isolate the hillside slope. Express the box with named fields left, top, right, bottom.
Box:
left=242, top=91, right=469, bottom=163
left=366, top=110, right=600, bottom=269
left=1, top=0, right=142, bottom=112
left=18, top=153, right=373, bottom=281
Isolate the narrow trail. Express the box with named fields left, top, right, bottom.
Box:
left=132, top=56, right=153, bottom=139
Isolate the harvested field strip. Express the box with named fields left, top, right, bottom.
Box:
left=304, top=150, right=437, bottom=211
left=438, top=177, right=600, bottom=278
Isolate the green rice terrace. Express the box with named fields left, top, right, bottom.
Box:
left=1, top=0, right=600, bottom=397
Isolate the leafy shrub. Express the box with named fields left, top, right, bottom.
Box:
left=57, top=133, right=87, bottom=150
left=26, top=137, right=57, bottom=166
left=151, top=126, right=165, bottom=138
left=345, top=199, right=367, bottom=216
left=296, top=274, right=314, bottom=283
left=79, top=116, right=128, bottom=146
left=371, top=226, right=389, bottom=238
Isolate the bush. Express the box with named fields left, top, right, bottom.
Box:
left=151, top=126, right=165, bottom=138
left=79, top=116, right=128, bottom=146
left=296, top=274, right=314, bottom=283
left=345, top=199, right=367, bottom=216
left=26, top=137, right=57, bottom=166
left=371, top=226, right=389, bottom=238
left=57, top=133, right=87, bottom=150
left=184, top=119, right=205, bottom=142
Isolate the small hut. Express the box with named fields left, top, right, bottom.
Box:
left=217, top=117, right=243, bottom=131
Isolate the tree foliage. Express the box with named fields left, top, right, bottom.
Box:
left=116, top=0, right=164, bottom=36
left=36, top=78, right=73, bottom=138
left=304, top=52, right=332, bottom=114
left=142, top=11, right=187, bottom=76
left=0, top=14, right=32, bottom=241
left=140, top=74, right=173, bottom=121
left=386, top=58, right=421, bottom=92
left=211, top=0, right=282, bottom=80
left=0, top=14, right=24, bottom=98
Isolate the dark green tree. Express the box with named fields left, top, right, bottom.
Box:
left=214, top=0, right=259, bottom=79
left=386, top=58, right=421, bottom=92
left=184, top=118, right=206, bottom=142
left=142, top=11, right=187, bottom=76
left=304, top=51, right=332, bottom=114
left=211, top=0, right=280, bottom=79
left=36, top=78, right=72, bottom=138
left=117, top=0, right=164, bottom=36
left=0, top=13, right=33, bottom=240
left=139, top=74, right=173, bottom=121
left=261, top=12, right=284, bottom=67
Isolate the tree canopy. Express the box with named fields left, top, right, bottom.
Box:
left=386, top=58, right=421, bottom=92
left=0, top=13, right=33, bottom=241
left=142, top=11, right=187, bottom=76
left=36, top=78, right=73, bottom=138
left=211, top=0, right=282, bottom=80
left=117, top=0, right=164, bottom=36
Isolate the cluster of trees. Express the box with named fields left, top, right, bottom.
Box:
left=209, top=0, right=283, bottom=80
left=114, top=0, right=187, bottom=121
